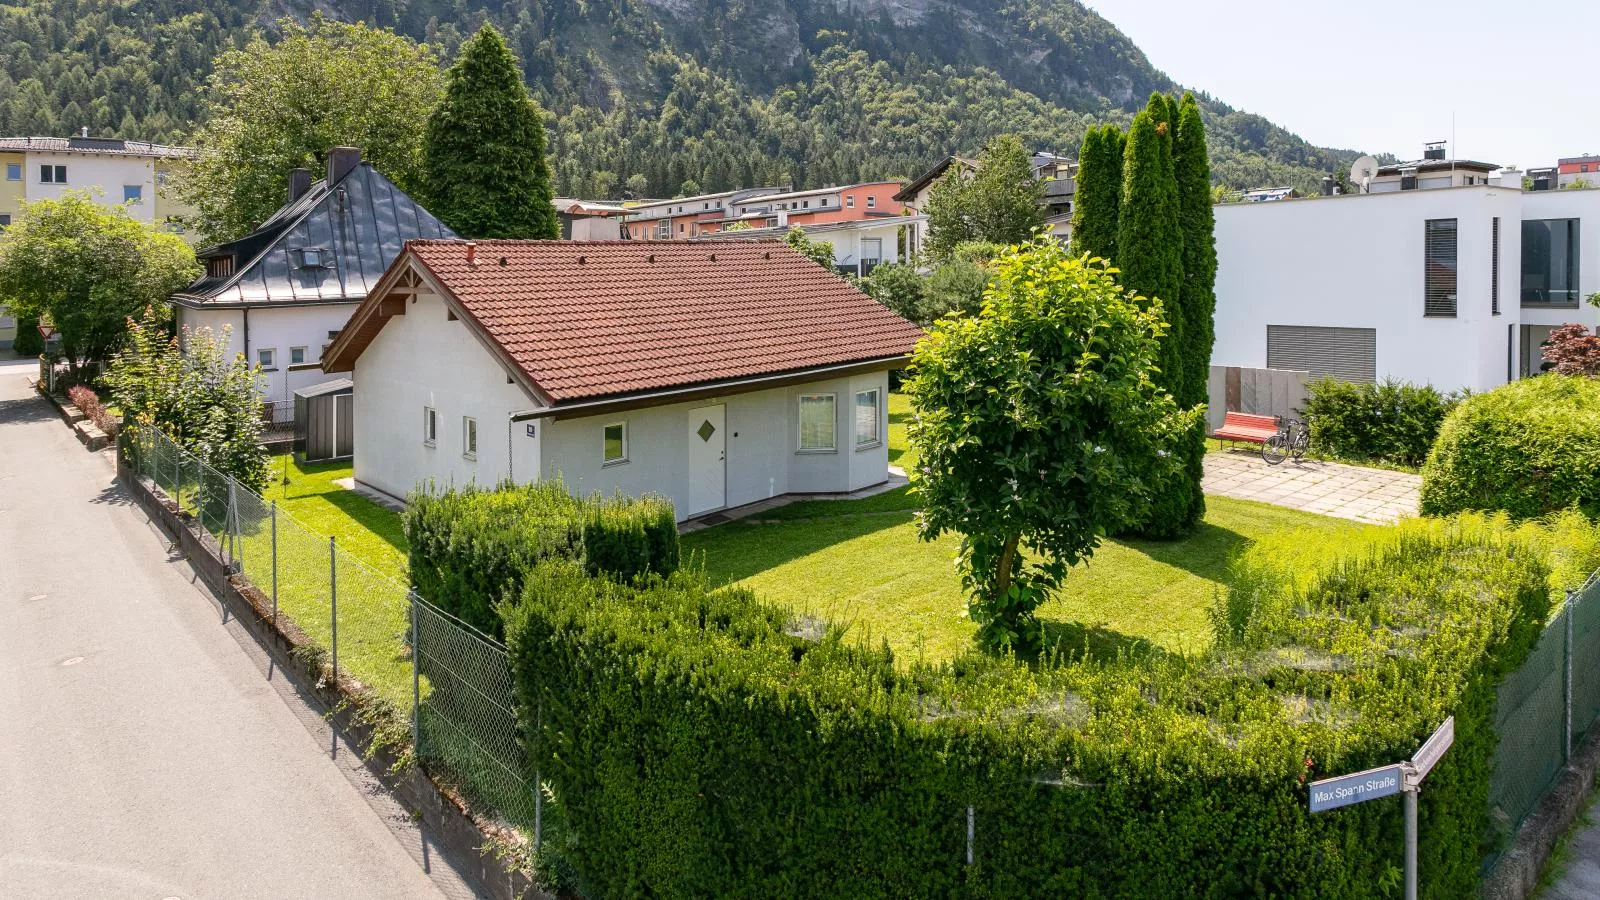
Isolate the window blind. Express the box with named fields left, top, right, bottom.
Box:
left=1491, top=217, right=1500, bottom=315
left=1424, top=218, right=1458, bottom=317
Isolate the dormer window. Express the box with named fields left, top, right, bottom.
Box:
left=206, top=255, right=235, bottom=279
left=294, top=247, right=330, bottom=268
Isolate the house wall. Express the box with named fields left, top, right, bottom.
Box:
left=25, top=151, right=157, bottom=222
left=539, top=370, right=891, bottom=519
left=1213, top=185, right=1524, bottom=392
left=351, top=290, right=541, bottom=503
left=1518, top=189, right=1600, bottom=372
left=792, top=183, right=903, bottom=225
left=175, top=302, right=362, bottom=406
left=1, top=151, right=24, bottom=227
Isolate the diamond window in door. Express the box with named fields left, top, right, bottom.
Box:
left=697, top=419, right=717, bottom=442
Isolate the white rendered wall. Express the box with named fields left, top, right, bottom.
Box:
left=26, top=151, right=157, bottom=222
left=351, top=290, right=541, bottom=503
left=174, top=302, right=363, bottom=405
left=1213, top=186, right=1522, bottom=392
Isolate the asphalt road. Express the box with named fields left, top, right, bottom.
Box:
left=0, top=357, right=456, bottom=899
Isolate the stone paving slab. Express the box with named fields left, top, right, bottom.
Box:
left=1202, top=451, right=1420, bottom=524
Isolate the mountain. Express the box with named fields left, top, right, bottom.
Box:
left=0, top=0, right=1366, bottom=199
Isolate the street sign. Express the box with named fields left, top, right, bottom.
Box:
left=1309, top=763, right=1406, bottom=813
left=37, top=321, right=56, bottom=340
left=1408, top=716, right=1454, bottom=785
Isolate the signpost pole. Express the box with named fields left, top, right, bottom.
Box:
left=1403, top=781, right=1418, bottom=900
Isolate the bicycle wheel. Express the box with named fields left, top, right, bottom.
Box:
left=1262, top=434, right=1289, bottom=465
left=1290, top=432, right=1310, bottom=461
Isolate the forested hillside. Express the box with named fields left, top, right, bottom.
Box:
left=0, top=0, right=1366, bottom=197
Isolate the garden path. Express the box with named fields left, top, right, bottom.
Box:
left=1202, top=451, right=1420, bottom=524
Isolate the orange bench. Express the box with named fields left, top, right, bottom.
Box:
left=1212, top=411, right=1279, bottom=448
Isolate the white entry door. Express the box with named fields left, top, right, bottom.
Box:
left=687, top=404, right=726, bottom=515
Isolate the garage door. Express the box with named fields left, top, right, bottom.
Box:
left=1266, top=325, right=1377, bottom=382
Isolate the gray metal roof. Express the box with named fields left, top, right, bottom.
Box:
left=294, top=378, right=354, bottom=399
left=173, top=163, right=454, bottom=307
left=0, top=135, right=195, bottom=159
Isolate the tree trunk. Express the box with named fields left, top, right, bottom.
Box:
left=991, top=534, right=1021, bottom=601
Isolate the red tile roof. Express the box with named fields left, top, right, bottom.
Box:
left=389, top=240, right=924, bottom=404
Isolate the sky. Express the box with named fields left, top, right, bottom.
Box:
left=1085, top=0, right=1600, bottom=169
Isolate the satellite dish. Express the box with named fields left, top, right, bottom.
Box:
left=1349, top=155, right=1381, bottom=192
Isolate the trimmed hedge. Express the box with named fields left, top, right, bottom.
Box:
left=504, top=516, right=1563, bottom=898
left=1421, top=375, right=1600, bottom=519
left=403, top=480, right=679, bottom=637
left=1303, top=377, right=1462, bottom=467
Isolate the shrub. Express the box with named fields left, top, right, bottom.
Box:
left=12, top=313, right=43, bottom=356
left=403, top=479, right=680, bottom=637
left=504, top=517, right=1555, bottom=898
left=67, top=384, right=118, bottom=436
left=1303, top=377, right=1462, bottom=467
left=1421, top=375, right=1600, bottom=519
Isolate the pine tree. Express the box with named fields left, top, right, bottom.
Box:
left=1174, top=93, right=1217, bottom=411
left=1115, top=109, right=1184, bottom=400
left=421, top=24, right=558, bottom=239
left=1068, top=124, right=1123, bottom=262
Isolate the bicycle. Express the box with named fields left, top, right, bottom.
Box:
left=1262, top=417, right=1310, bottom=466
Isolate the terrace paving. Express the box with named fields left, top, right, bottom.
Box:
left=1202, top=451, right=1420, bottom=524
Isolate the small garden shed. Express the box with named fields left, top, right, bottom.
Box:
left=294, top=378, right=354, bottom=462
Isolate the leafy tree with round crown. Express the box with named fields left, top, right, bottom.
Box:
left=906, top=238, right=1197, bottom=653
left=422, top=24, right=559, bottom=239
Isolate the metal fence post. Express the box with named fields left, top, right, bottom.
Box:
left=966, top=805, right=975, bottom=866
left=226, top=476, right=238, bottom=569
left=534, top=698, right=544, bottom=852
left=411, top=594, right=422, bottom=757
left=173, top=443, right=181, bottom=507
left=330, top=536, right=338, bottom=686
left=270, top=500, right=279, bottom=627
left=1565, top=594, right=1576, bottom=764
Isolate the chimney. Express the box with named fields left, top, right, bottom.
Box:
left=80, top=126, right=88, bottom=138
left=326, top=146, right=361, bottom=185
left=1423, top=141, right=1447, bottom=161
left=465, top=241, right=477, bottom=266
left=287, top=168, right=312, bottom=203
left=1320, top=176, right=1335, bottom=197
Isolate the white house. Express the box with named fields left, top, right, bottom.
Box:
left=1213, top=156, right=1600, bottom=392
left=322, top=240, right=925, bottom=519
left=169, top=148, right=454, bottom=410
left=695, top=215, right=928, bottom=277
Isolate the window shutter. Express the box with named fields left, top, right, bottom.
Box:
left=1491, top=217, right=1500, bottom=315
left=1266, top=325, right=1377, bottom=382
left=1424, top=218, right=1458, bottom=317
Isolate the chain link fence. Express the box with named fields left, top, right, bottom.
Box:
left=119, top=424, right=542, bottom=848
left=1489, top=571, right=1600, bottom=848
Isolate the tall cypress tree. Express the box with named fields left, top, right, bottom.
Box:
left=1115, top=109, right=1184, bottom=400
left=1068, top=124, right=1123, bottom=262
left=1174, top=93, right=1217, bottom=411
left=421, top=24, right=558, bottom=239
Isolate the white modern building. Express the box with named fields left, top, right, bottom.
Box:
left=1213, top=151, right=1600, bottom=392
left=694, top=215, right=927, bottom=277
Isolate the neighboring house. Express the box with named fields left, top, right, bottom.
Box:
left=0, top=130, right=196, bottom=349
left=1212, top=163, right=1600, bottom=392
left=1367, top=142, right=1499, bottom=192
left=168, top=147, right=454, bottom=410
left=1222, top=186, right=1300, bottom=203
left=553, top=198, right=628, bottom=239
left=624, top=187, right=787, bottom=240
left=1558, top=154, right=1600, bottom=189
left=696, top=215, right=928, bottom=277
left=895, top=151, right=1077, bottom=241
left=321, top=240, right=924, bottom=519
left=698, top=182, right=908, bottom=233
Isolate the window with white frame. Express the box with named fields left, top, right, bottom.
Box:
left=290, top=346, right=307, bottom=365
left=463, top=416, right=477, bottom=459
left=423, top=407, right=438, bottom=445
left=122, top=185, right=143, bottom=204
left=657, top=220, right=670, bottom=239
left=798, top=394, right=836, bottom=451
left=5, top=163, right=20, bottom=181
left=854, top=389, right=880, bottom=447
left=846, top=195, right=855, bottom=208
left=866, top=196, right=876, bottom=208
left=257, top=348, right=276, bottom=370
left=39, top=164, right=66, bottom=184
left=603, top=422, right=627, bottom=464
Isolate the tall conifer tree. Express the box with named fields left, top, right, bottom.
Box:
left=1115, top=109, right=1184, bottom=400
left=1069, top=124, right=1123, bottom=262
left=1174, top=93, right=1217, bottom=410
left=421, top=25, right=558, bottom=239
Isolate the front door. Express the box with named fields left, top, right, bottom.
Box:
left=687, top=404, right=726, bottom=515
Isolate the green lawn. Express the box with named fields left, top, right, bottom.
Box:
left=229, top=455, right=413, bottom=706
left=686, top=397, right=1373, bottom=664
